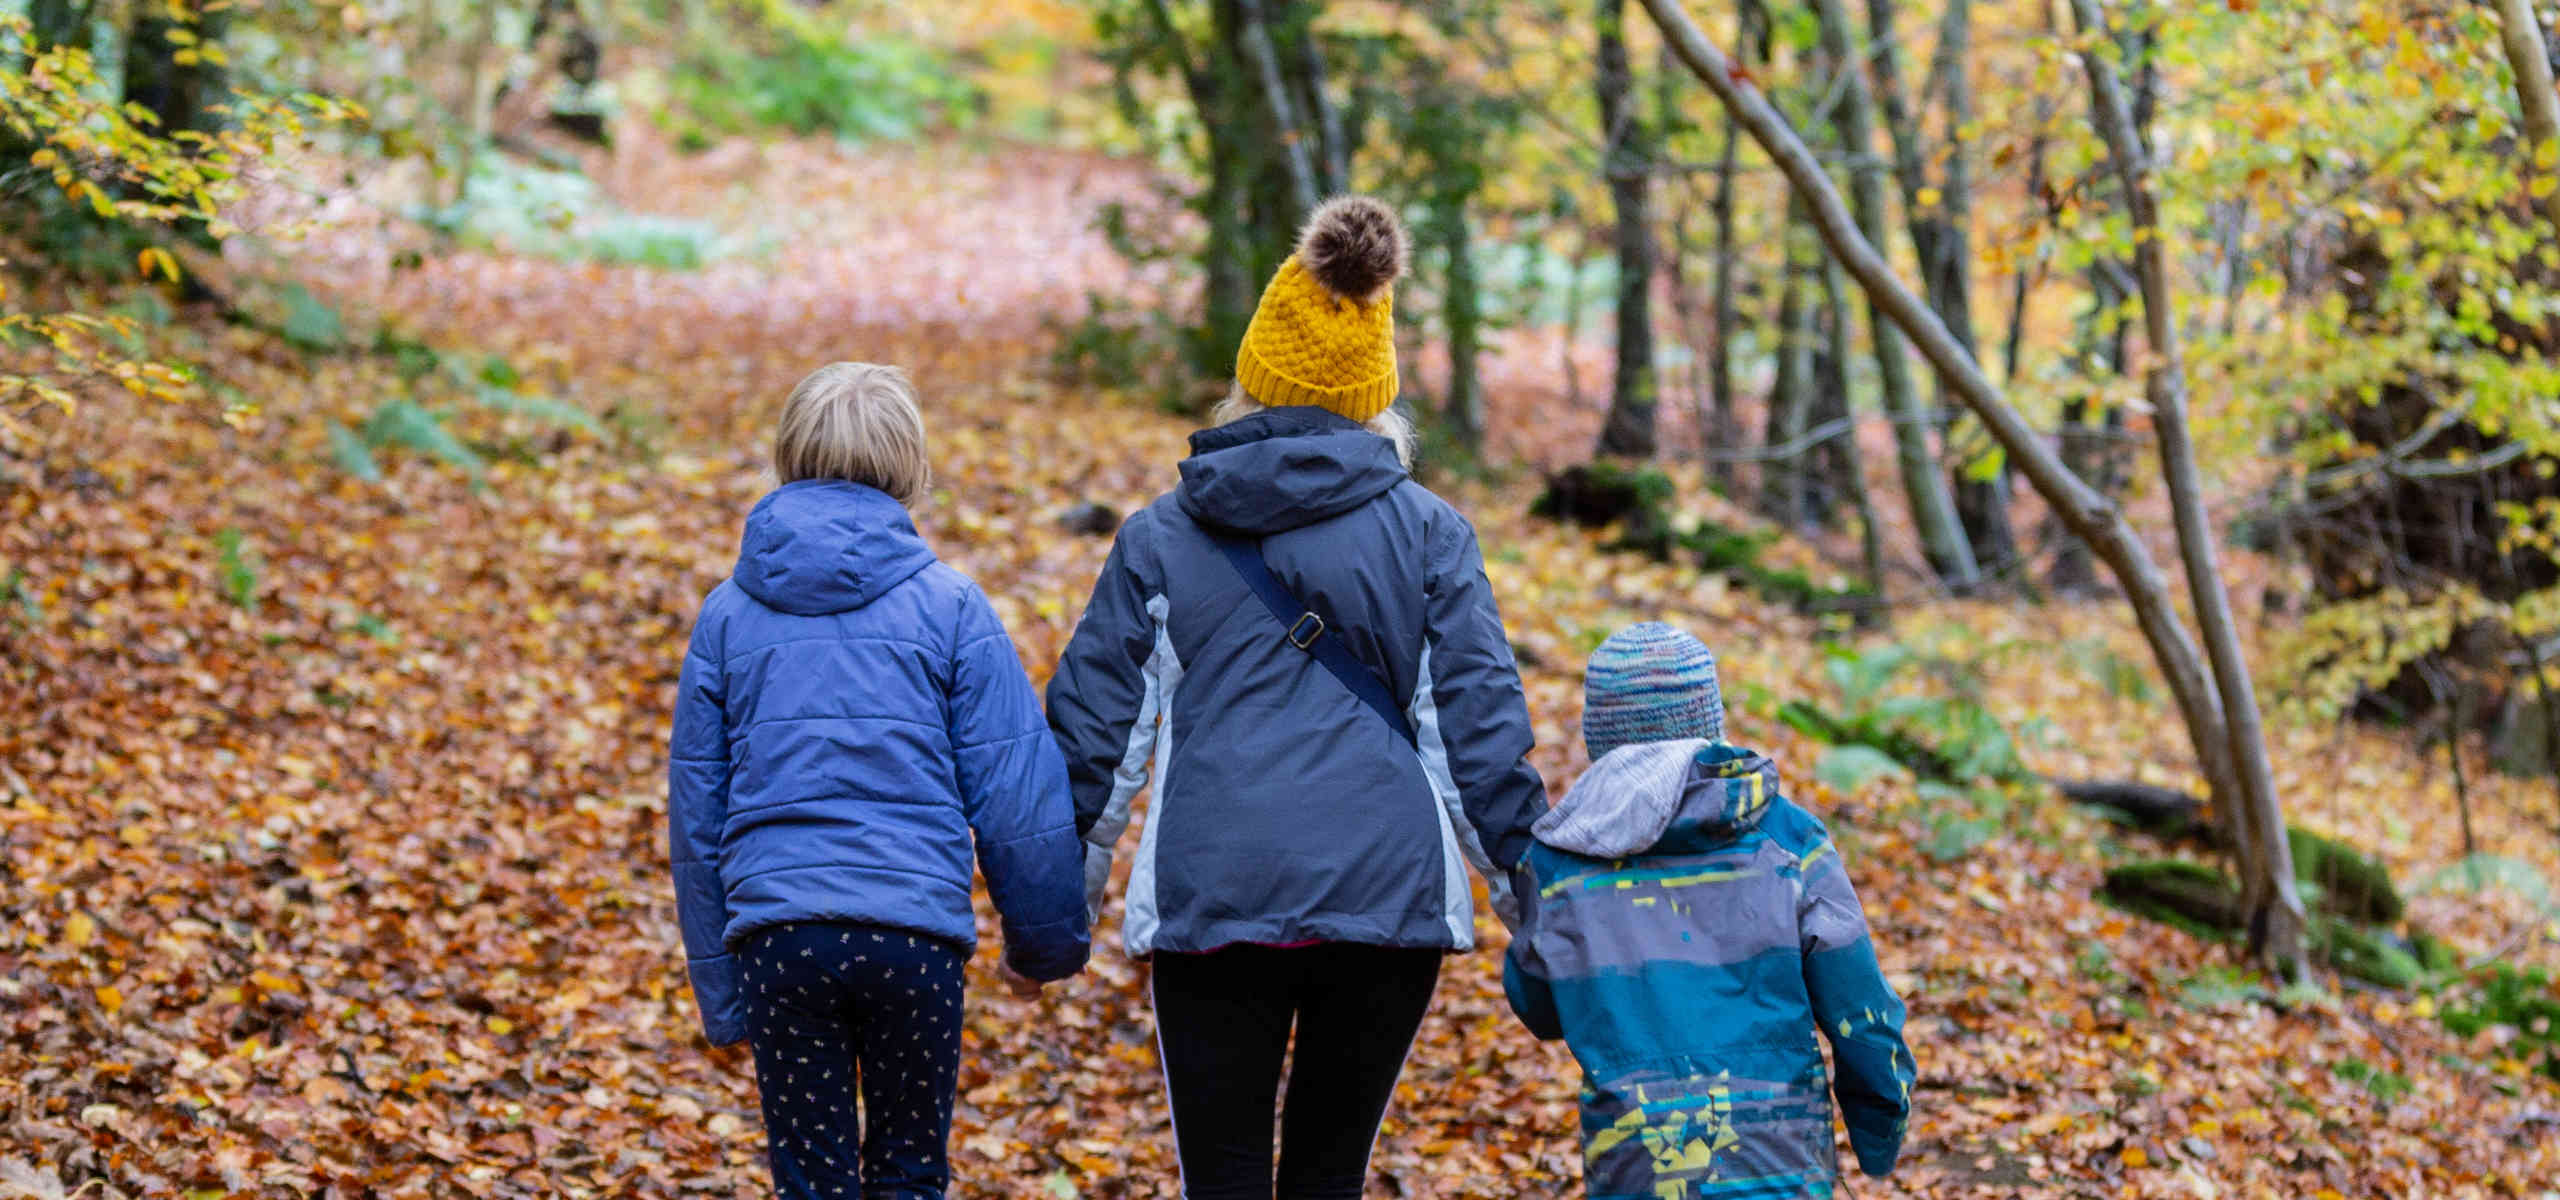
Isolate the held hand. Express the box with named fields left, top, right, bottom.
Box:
left=999, top=962, right=1045, bottom=1000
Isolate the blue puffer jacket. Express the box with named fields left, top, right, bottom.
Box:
left=667, top=480, right=1090, bottom=1045
left=1046, top=406, right=1546, bottom=957
left=1504, top=740, right=1913, bottom=1199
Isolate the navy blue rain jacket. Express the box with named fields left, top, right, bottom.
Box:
left=1046, top=407, right=1547, bottom=956
left=668, top=480, right=1090, bottom=1045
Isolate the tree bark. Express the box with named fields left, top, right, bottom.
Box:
left=1820, top=259, right=1884, bottom=583
left=1637, top=0, right=2307, bottom=977
left=2068, top=0, right=2306, bottom=971
left=1236, top=0, right=1322, bottom=221
left=2497, top=0, right=2560, bottom=238
left=1287, top=2, right=1348, bottom=194
left=1594, top=0, right=1660, bottom=458
left=1438, top=194, right=1484, bottom=451
left=1763, top=199, right=1818, bottom=527
left=1810, top=0, right=1979, bottom=588
left=1704, top=0, right=1762, bottom=491
left=124, top=0, right=230, bottom=138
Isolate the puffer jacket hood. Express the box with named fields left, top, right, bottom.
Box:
left=1535, top=739, right=1777, bottom=858
left=1175, top=407, right=1408, bottom=535
left=733, top=480, right=937, bottom=616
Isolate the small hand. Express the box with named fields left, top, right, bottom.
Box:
left=999, top=962, right=1045, bottom=1000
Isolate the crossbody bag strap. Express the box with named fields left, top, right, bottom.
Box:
left=1204, top=529, right=1419, bottom=749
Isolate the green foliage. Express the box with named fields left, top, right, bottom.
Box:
left=1814, top=744, right=1908, bottom=795
left=664, top=6, right=972, bottom=147
left=2178, top=964, right=2270, bottom=1011
left=324, top=347, right=603, bottom=484
left=418, top=156, right=732, bottom=270
left=1779, top=642, right=2028, bottom=788
left=363, top=399, right=485, bottom=480
left=278, top=284, right=345, bottom=352
left=2438, top=964, right=2560, bottom=1082
left=1047, top=292, right=1183, bottom=400
left=2417, top=853, right=2560, bottom=918
left=212, top=528, right=259, bottom=611
left=2332, top=1057, right=2415, bottom=1105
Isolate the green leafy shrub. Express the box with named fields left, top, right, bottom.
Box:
left=665, top=14, right=973, bottom=147
left=419, top=156, right=730, bottom=270
left=1778, top=642, right=2027, bottom=786
left=2439, top=964, right=2560, bottom=1082
left=213, top=528, right=260, bottom=611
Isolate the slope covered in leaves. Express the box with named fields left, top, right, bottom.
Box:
left=4, top=136, right=2558, bottom=1199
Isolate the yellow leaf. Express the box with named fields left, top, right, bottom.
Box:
left=486, top=1016, right=515, bottom=1035
left=1916, top=186, right=1943, bottom=209
left=119, top=824, right=150, bottom=847
left=65, top=912, right=96, bottom=948
left=250, top=970, right=299, bottom=994
left=2533, top=175, right=2557, bottom=200
left=2121, top=1145, right=2149, bottom=1168
left=97, top=985, right=124, bottom=1014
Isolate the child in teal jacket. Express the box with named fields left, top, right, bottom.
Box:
left=1504, top=623, right=1914, bottom=1200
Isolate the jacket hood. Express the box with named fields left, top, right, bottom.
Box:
left=732, top=480, right=938, bottom=616
left=1535, top=739, right=1779, bottom=857
left=1175, top=407, right=1408, bottom=535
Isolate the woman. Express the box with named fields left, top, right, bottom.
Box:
left=1046, top=196, right=1547, bottom=1200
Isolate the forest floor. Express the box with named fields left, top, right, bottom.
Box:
left=5, top=134, right=2560, bottom=1199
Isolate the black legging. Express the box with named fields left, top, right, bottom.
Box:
left=1150, top=942, right=1443, bottom=1200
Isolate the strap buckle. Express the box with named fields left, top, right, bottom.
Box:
left=1286, top=612, right=1326, bottom=650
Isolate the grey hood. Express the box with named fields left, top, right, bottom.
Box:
left=1535, top=739, right=1780, bottom=857
left=1175, top=407, right=1408, bottom=536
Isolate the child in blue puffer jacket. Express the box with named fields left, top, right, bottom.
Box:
left=1504, top=623, right=1914, bottom=1200
left=666, top=362, right=1089, bottom=1199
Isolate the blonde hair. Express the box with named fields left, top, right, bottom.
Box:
left=1213, top=383, right=1417, bottom=468
left=773, top=362, right=931, bottom=505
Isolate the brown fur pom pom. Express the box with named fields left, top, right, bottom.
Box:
left=1296, top=196, right=1409, bottom=301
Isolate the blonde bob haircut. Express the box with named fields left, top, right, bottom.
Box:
left=773, top=362, right=931, bottom=505
left=1212, top=382, right=1416, bottom=468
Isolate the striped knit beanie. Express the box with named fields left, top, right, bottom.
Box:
left=1582, top=622, right=1724, bottom=762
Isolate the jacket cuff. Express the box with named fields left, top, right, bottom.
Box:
left=1850, top=1128, right=1902, bottom=1178
left=1002, top=915, right=1093, bottom=982
left=687, top=952, right=747, bottom=1046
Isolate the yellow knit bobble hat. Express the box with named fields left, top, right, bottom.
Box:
left=1234, top=195, right=1409, bottom=424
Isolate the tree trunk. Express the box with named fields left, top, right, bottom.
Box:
left=1286, top=1, right=1348, bottom=194
left=1762, top=200, right=1818, bottom=528
left=27, top=0, right=90, bottom=50
left=1704, top=0, right=1762, bottom=491
left=124, top=1, right=230, bottom=138
left=1810, top=0, right=1979, bottom=588
left=1562, top=233, right=1591, bottom=410
left=1438, top=193, right=1484, bottom=451
left=1637, top=0, right=2307, bottom=979
left=1237, top=0, right=1322, bottom=220
left=2068, top=0, right=2306, bottom=972
left=1594, top=0, right=1660, bottom=458
left=1827, top=269, right=1888, bottom=602
left=2497, top=0, right=2560, bottom=238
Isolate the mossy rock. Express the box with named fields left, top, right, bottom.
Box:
left=2315, top=918, right=2424, bottom=990
left=1532, top=464, right=1678, bottom=561
left=2100, top=859, right=2243, bottom=936
left=2288, top=826, right=2404, bottom=925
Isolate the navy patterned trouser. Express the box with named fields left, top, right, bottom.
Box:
left=740, top=922, right=966, bottom=1200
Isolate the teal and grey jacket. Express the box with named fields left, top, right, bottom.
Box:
left=1502, top=739, right=1914, bottom=1199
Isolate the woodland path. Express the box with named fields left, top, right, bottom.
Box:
left=4, top=136, right=2556, bottom=1198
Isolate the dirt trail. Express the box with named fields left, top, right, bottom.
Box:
left=4, top=137, right=2556, bottom=1198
